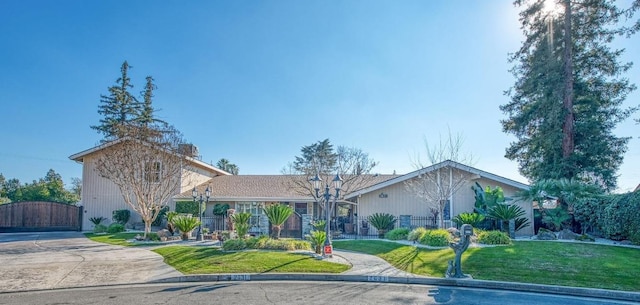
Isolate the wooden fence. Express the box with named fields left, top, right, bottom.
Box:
left=0, top=201, right=82, bottom=232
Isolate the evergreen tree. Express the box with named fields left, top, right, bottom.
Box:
left=136, top=76, right=166, bottom=128
left=216, top=158, right=239, bottom=175
left=91, top=61, right=139, bottom=140
left=502, top=0, right=637, bottom=191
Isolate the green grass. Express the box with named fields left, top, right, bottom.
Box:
left=84, top=232, right=162, bottom=247
left=333, top=240, right=640, bottom=291
left=153, top=246, right=350, bottom=274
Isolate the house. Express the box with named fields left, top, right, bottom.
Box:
left=182, top=161, right=533, bottom=237
left=71, top=140, right=533, bottom=237
left=343, top=160, right=533, bottom=236
left=69, top=140, right=230, bottom=230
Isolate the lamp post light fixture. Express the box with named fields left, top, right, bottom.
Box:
left=311, top=172, right=343, bottom=257
left=192, top=185, right=211, bottom=241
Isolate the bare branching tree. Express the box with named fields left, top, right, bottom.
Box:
left=93, top=124, right=190, bottom=238
left=282, top=139, right=378, bottom=215
left=404, top=130, right=475, bottom=228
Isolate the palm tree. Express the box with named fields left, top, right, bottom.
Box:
left=263, top=204, right=293, bottom=239
left=230, top=212, right=252, bottom=238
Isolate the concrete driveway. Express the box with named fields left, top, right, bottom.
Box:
left=0, top=232, right=181, bottom=292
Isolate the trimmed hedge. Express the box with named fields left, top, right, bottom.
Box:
left=574, top=191, right=640, bottom=244
left=175, top=201, right=199, bottom=216
left=222, top=236, right=312, bottom=251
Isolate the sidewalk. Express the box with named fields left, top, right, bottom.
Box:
left=332, top=250, right=423, bottom=278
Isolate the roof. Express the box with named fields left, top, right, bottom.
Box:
left=179, top=174, right=398, bottom=202
left=343, top=160, right=530, bottom=199
left=69, top=138, right=231, bottom=176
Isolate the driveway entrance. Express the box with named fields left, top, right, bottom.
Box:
left=0, top=232, right=181, bottom=292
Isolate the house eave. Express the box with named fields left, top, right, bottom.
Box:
left=343, top=160, right=529, bottom=199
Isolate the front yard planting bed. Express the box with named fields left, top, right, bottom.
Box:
left=85, top=232, right=162, bottom=247
left=153, top=246, right=350, bottom=274
left=333, top=240, right=640, bottom=291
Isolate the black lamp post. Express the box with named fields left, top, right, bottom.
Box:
left=192, top=185, right=211, bottom=241
left=311, top=172, right=342, bottom=257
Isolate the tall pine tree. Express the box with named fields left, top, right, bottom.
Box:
left=91, top=61, right=139, bottom=140
left=502, top=0, right=637, bottom=191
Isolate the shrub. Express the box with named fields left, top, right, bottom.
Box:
left=107, top=223, right=125, bottom=233
left=175, top=201, right=199, bottom=216
left=310, top=220, right=326, bottom=231
left=152, top=206, right=169, bottom=227
left=246, top=236, right=269, bottom=249
left=408, top=227, right=428, bottom=242
left=171, top=215, right=201, bottom=240
left=222, top=239, right=247, bottom=251
left=477, top=230, right=511, bottom=245
left=419, top=229, right=452, bottom=247
left=89, top=216, right=106, bottom=226
left=575, top=234, right=595, bottom=242
left=213, top=203, right=230, bottom=216
left=93, top=224, right=107, bottom=233
left=385, top=228, right=410, bottom=240
left=574, top=192, right=640, bottom=243
left=112, top=209, right=131, bottom=225
left=488, top=204, right=529, bottom=231
left=367, top=213, right=396, bottom=237
left=452, top=212, right=485, bottom=227
left=260, top=239, right=311, bottom=251
left=306, top=230, right=327, bottom=254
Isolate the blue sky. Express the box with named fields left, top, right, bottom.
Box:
left=1, top=1, right=638, bottom=192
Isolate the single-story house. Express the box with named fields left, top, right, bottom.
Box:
left=70, top=141, right=533, bottom=236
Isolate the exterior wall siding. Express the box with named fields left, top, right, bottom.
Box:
left=356, top=175, right=534, bottom=236
left=81, top=154, right=131, bottom=230
left=80, top=152, right=221, bottom=231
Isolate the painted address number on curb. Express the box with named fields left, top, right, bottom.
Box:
left=230, top=274, right=251, bottom=281
left=367, top=276, right=389, bottom=282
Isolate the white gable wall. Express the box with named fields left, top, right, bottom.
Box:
left=355, top=175, right=534, bottom=236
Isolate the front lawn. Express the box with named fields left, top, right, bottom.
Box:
left=333, top=240, right=640, bottom=291
left=153, top=246, right=350, bottom=274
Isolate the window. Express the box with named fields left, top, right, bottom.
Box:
left=295, top=202, right=307, bottom=215
left=144, top=161, right=162, bottom=183
left=441, top=200, right=451, bottom=220
left=236, top=202, right=264, bottom=215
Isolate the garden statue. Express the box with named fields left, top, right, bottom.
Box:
left=446, top=224, right=473, bottom=279
left=227, top=209, right=235, bottom=231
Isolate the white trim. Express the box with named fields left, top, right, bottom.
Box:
left=343, top=160, right=529, bottom=199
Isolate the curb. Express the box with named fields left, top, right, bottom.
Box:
left=150, top=273, right=640, bottom=303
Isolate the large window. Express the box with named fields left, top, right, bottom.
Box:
left=236, top=202, right=264, bottom=215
